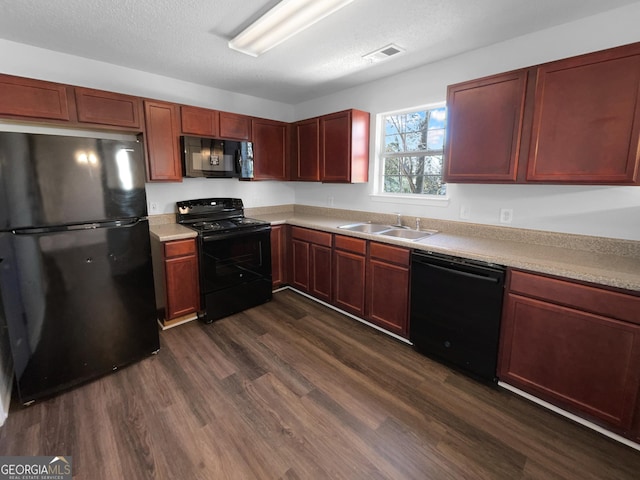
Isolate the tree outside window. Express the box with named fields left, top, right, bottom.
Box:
left=380, top=105, right=446, bottom=195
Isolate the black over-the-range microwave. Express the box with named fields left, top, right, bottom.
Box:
left=181, top=135, right=254, bottom=179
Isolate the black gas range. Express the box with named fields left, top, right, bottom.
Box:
left=176, top=198, right=272, bottom=323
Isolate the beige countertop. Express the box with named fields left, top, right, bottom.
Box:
left=147, top=206, right=640, bottom=291
left=149, top=223, right=197, bottom=242
left=250, top=210, right=640, bottom=292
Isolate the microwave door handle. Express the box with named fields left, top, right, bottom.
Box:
left=234, top=149, right=242, bottom=174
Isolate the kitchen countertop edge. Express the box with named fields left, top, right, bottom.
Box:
left=252, top=212, right=640, bottom=293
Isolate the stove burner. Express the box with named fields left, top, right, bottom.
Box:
left=176, top=198, right=269, bottom=236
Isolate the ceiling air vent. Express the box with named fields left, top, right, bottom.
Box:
left=363, top=43, right=405, bottom=63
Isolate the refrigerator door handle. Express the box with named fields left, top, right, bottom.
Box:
left=12, top=217, right=146, bottom=235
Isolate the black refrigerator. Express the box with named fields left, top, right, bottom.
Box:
left=0, top=132, right=160, bottom=405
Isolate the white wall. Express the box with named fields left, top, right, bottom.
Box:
left=293, top=3, right=640, bottom=241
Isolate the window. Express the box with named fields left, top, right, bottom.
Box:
left=378, top=104, right=446, bottom=196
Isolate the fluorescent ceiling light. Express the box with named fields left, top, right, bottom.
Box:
left=229, top=0, right=355, bottom=57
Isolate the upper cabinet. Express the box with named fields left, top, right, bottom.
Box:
left=252, top=118, right=288, bottom=180
left=143, top=100, right=182, bottom=182
left=75, top=87, right=142, bottom=129
left=320, top=109, right=370, bottom=183
left=445, top=42, right=640, bottom=185
left=0, top=75, right=71, bottom=121
left=180, top=105, right=219, bottom=137
left=527, top=45, right=640, bottom=184
left=219, top=111, right=252, bottom=140
left=0, top=74, right=143, bottom=130
left=445, top=70, right=528, bottom=183
left=294, top=117, right=320, bottom=181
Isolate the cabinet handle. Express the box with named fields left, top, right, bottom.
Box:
left=425, top=263, right=500, bottom=283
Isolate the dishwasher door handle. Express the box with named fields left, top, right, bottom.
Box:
left=424, top=262, right=500, bottom=283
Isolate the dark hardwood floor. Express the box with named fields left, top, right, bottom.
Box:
left=1, top=289, right=639, bottom=479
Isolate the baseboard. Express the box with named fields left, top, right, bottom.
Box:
left=498, top=381, right=640, bottom=452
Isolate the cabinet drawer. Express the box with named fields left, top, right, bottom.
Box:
left=164, top=239, right=196, bottom=258
left=369, top=242, right=410, bottom=266
left=334, top=235, right=366, bottom=255
left=510, top=270, right=640, bottom=325
left=291, top=227, right=332, bottom=247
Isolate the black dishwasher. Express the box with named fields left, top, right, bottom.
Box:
left=410, top=250, right=505, bottom=383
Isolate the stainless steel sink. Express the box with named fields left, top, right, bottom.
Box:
left=337, top=222, right=438, bottom=241
left=337, top=223, right=395, bottom=234
left=378, top=228, right=438, bottom=240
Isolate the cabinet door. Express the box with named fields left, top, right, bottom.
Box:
left=310, top=244, right=332, bottom=303
left=320, top=109, right=369, bottom=183
left=367, top=258, right=410, bottom=337
left=527, top=44, right=640, bottom=184
left=75, top=87, right=142, bottom=128
left=295, top=117, right=320, bottom=181
left=444, top=70, right=528, bottom=183
left=498, top=293, right=640, bottom=432
left=333, top=249, right=366, bottom=316
left=0, top=74, right=71, bottom=121
left=165, top=254, right=200, bottom=319
left=271, top=225, right=286, bottom=288
left=219, top=111, right=251, bottom=140
left=143, top=100, right=182, bottom=181
left=367, top=242, right=410, bottom=337
left=291, top=239, right=310, bottom=292
left=180, top=105, right=219, bottom=137
left=252, top=118, right=288, bottom=180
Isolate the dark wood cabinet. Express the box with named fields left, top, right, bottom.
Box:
left=74, top=87, right=142, bottom=128
left=143, top=100, right=182, bottom=182
left=333, top=235, right=367, bottom=317
left=498, top=269, right=640, bottom=437
left=446, top=42, right=640, bottom=185
left=366, top=242, right=410, bottom=337
left=444, top=70, right=528, bottom=183
left=219, top=111, right=252, bottom=140
left=290, top=227, right=332, bottom=302
left=0, top=74, right=71, bottom=121
left=180, top=105, right=219, bottom=137
left=151, top=238, right=200, bottom=328
left=526, top=44, right=640, bottom=184
left=252, top=118, right=288, bottom=180
left=271, top=225, right=287, bottom=288
left=320, top=109, right=370, bottom=183
left=294, top=117, right=320, bottom=181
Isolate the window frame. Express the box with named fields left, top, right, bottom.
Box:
left=371, top=102, right=449, bottom=206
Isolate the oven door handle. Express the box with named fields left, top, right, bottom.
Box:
left=200, top=226, right=271, bottom=242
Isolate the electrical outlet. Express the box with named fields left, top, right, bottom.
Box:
left=149, top=202, right=158, bottom=213
left=499, top=208, right=513, bottom=224
left=460, top=205, right=471, bottom=220
left=327, top=196, right=334, bottom=207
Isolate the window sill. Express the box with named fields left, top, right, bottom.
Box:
left=369, top=193, right=450, bottom=207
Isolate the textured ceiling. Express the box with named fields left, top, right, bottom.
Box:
left=0, top=0, right=637, bottom=104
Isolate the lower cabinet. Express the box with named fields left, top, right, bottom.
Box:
left=366, top=242, right=410, bottom=337
left=333, top=236, right=367, bottom=317
left=498, top=269, right=640, bottom=438
left=151, top=238, right=200, bottom=327
left=331, top=235, right=410, bottom=338
left=291, top=227, right=332, bottom=303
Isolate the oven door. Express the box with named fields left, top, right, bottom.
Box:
left=199, top=227, right=272, bottom=322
